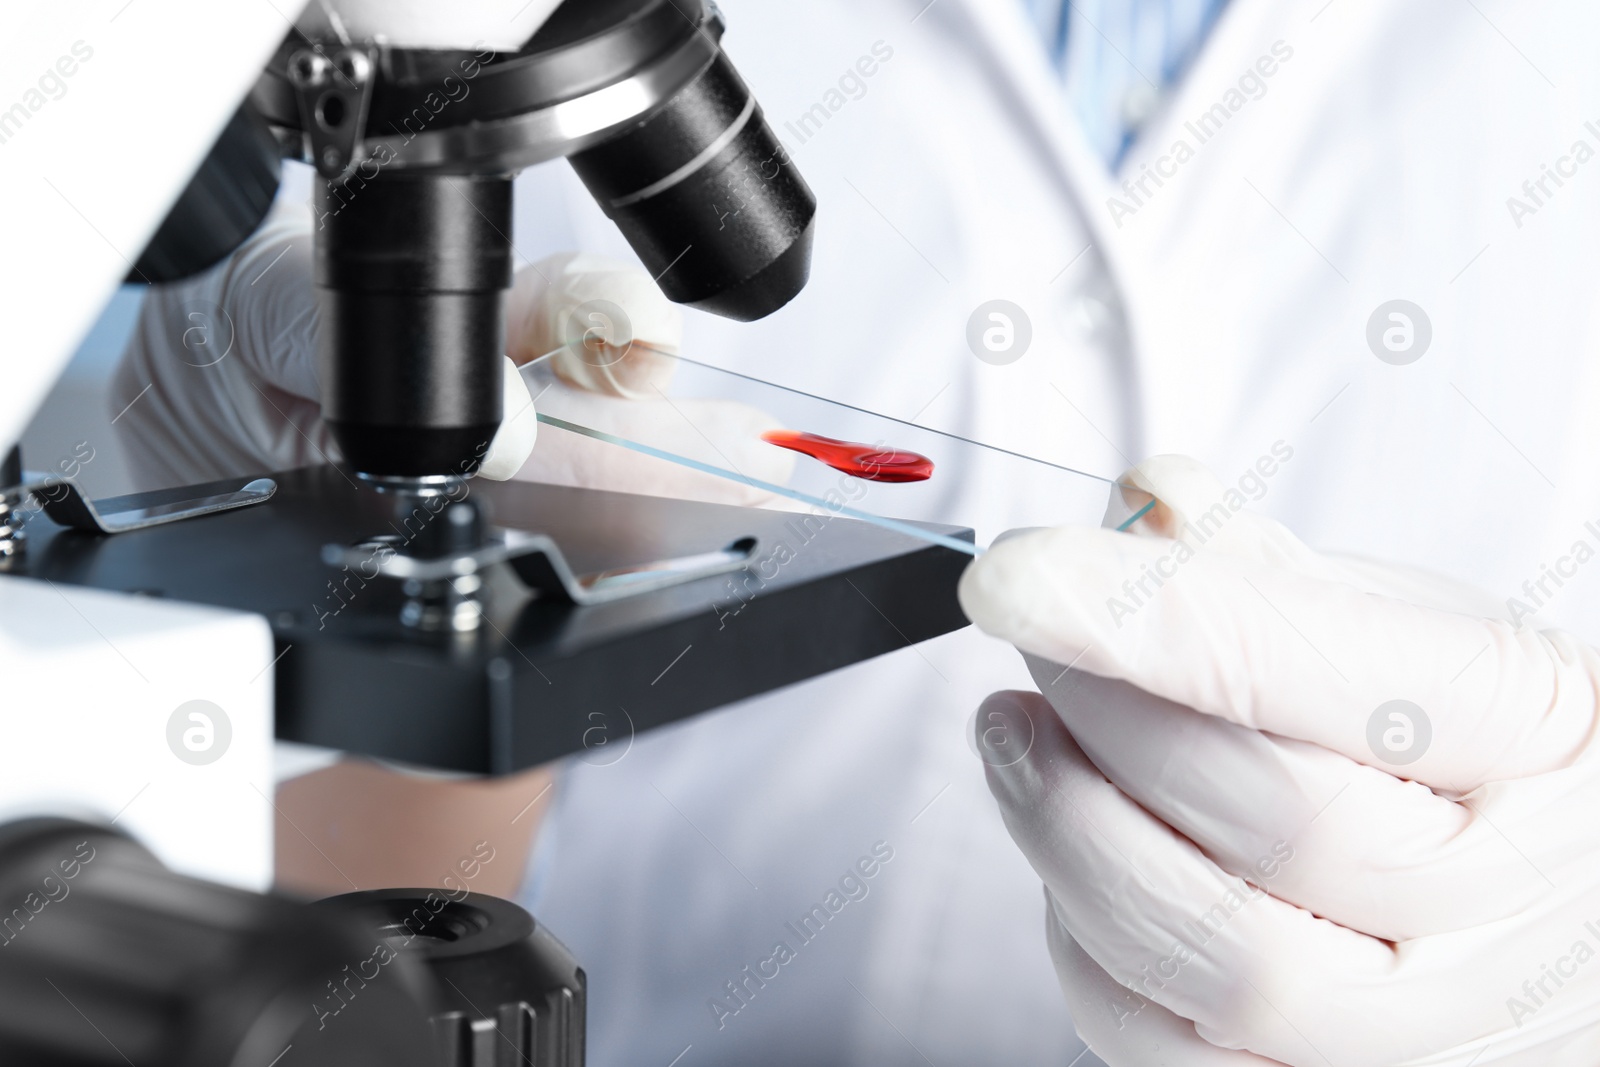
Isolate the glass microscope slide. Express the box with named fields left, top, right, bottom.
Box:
left=519, top=346, right=1152, bottom=556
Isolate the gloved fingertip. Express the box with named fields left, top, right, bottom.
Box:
left=958, top=533, right=1044, bottom=638
left=551, top=253, right=684, bottom=350
left=975, top=688, right=1050, bottom=723
left=1101, top=482, right=1158, bottom=532
left=988, top=526, right=1048, bottom=548
left=958, top=528, right=1100, bottom=653
left=973, top=689, right=1071, bottom=803
left=1103, top=455, right=1227, bottom=539
left=477, top=357, right=539, bottom=481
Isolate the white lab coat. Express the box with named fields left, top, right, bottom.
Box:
left=509, top=1, right=1600, bottom=1064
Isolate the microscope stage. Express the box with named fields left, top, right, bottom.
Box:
left=15, top=466, right=971, bottom=773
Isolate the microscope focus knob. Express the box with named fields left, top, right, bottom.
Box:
left=315, top=889, right=587, bottom=1067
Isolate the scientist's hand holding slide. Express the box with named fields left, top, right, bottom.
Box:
left=962, top=456, right=1600, bottom=1064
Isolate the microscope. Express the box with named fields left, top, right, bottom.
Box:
left=5, top=0, right=967, bottom=773
left=0, top=1, right=971, bottom=1061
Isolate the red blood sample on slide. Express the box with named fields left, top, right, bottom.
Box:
left=760, top=429, right=934, bottom=483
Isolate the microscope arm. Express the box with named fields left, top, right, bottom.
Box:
left=0, top=1, right=303, bottom=460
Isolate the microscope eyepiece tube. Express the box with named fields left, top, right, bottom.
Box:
left=569, top=51, right=816, bottom=322
left=316, top=172, right=513, bottom=479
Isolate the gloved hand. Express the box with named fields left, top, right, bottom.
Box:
left=110, top=203, right=789, bottom=502
left=958, top=455, right=1600, bottom=1066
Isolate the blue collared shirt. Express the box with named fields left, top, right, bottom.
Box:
left=1020, top=0, right=1231, bottom=168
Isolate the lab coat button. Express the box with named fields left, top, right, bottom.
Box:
left=1065, top=295, right=1112, bottom=336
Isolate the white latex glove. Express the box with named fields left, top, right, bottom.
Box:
left=109, top=204, right=789, bottom=500
left=500, top=249, right=793, bottom=506
left=505, top=250, right=682, bottom=399
left=957, top=455, right=1600, bottom=1066
left=111, top=205, right=530, bottom=485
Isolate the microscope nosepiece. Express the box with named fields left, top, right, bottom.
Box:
left=246, top=0, right=816, bottom=479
